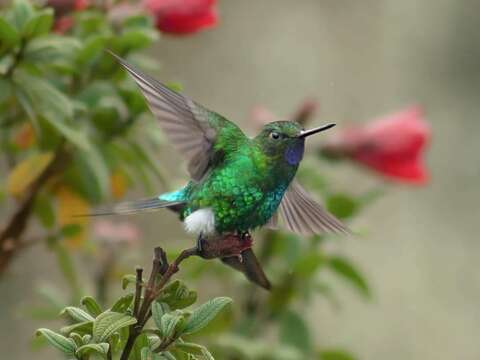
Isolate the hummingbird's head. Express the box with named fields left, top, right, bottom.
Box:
left=255, top=121, right=336, bottom=166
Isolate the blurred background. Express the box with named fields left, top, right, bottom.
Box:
left=1, top=0, right=479, bottom=359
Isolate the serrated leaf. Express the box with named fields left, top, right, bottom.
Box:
left=160, top=312, right=184, bottom=338
left=152, top=302, right=170, bottom=329
left=279, top=310, right=312, bottom=353
left=175, top=342, right=214, bottom=360
left=327, top=256, right=370, bottom=298
left=6, top=152, right=54, bottom=197
left=93, top=311, right=137, bottom=343
left=111, top=293, right=134, bottom=313
left=183, top=297, right=232, bottom=335
left=61, top=306, right=95, bottom=322
left=76, top=343, right=110, bottom=358
left=36, top=328, right=76, bottom=355
left=81, top=296, right=102, bottom=317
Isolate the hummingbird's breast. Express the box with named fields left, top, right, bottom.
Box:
left=182, top=142, right=297, bottom=233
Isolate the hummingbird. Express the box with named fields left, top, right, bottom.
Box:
left=96, top=52, right=349, bottom=288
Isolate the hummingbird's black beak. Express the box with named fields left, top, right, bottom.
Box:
left=298, top=123, right=336, bottom=138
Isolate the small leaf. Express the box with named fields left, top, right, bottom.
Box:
left=326, top=193, right=359, bottom=219
left=60, top=321, right=93, bottom=336
left=141, top=347, right=164, bottom=360
left=293, top=253, right=324, bottom=278
left=69, top=332, right=83, bottom=347
left=152, top=302, right=170, bottom=329
left=36, top=328, right=76, bottom=355
left=158, top=280, right=197, bottom=310
left=12, top=0, right=34, bottom=30
left=81, top=296, right=102, bottom=317
left=160, top=312, right=184, bottom=338
left=60, top=224, right=83, bottom=238
left=111, top=293, right=134, bottom=313
left=183, top=297, right=232, bottom=335
left=33, top=192, right=55, bottom=228
left=131, top=333, right=150, bottom=360
left=327, top=256, right=370, bottom=298
left=319, top=349, right=357, bottom=360
left=279, top=310, right=312, bottom=353
left=6, top=152, right=54, bottom=197
left=0, top=18, right=19, bottom=48
left=76, top=343, right=110, bottom=358
left=122, top=274, right=139, bottom=290
left=175, top=342, right=214, bottom=360
left=93, top=311, right=137, bottom=343
left=61, top=306, right=95, bottom=322
left=22, top=9, right=53, bottom=38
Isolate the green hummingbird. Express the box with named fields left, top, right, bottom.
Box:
left=96, top=52, right=348, bottom=287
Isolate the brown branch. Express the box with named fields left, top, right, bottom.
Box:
left=0, top=147, right=68, bottom=274
left=119, top=245, right=199, bottom=360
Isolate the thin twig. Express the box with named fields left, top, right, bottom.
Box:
left=133, top=267, right=143, bottom=317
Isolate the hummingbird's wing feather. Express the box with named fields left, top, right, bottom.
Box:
left=109, top=52, right=247, bottom=181
left=83, top=197, right=185, bottom=216
left=221, top=249, right=271, bottom=290
left=272, top=180, right=350, bottom=235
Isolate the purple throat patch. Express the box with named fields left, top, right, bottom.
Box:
left=285, top=142, right=305, bottom=165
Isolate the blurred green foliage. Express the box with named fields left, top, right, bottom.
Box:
left=0, top=1, right=381, bottom=359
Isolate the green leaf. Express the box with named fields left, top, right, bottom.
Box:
left=152, top=302, right=170, bottom=329
left=183, top=297, right=232, bottom=335
left=111, top=293, right=134, bottom=313
left=93, top=311, right=137, bottom=343
left=0, top=18, right=20, bottom=49
left=319, top=349, right=357, bottom=360
left=24, top=36, right=81, bottom=65
left=131, top=333, right=150, bottom=360
left=69, top=332, right=84, bottom=347
left=326, top=193, right=359, bottom=219
left=141, top=347, right=164, bottom=360
left=122, top=274, right=139, bottom=290
left=158, top=280, right=197, bottom=310
left=76, top=34, right=107, bottom=67
left=76, top=343, right=110, bottom=358
left=36, top=328, right=76, bottom=355
left=33, top=193, right=55, bottom=228
left=75, top=146, right=110, bottom=201
left=327, top=256, right=370, bottom=298
left=293, top=252, right=325, bottom=278
left=22, top=9, right=54, bottom=38
left=175, top=342, right=214, bottom=360
left=60, top=224, right=83, bottom=238
left=11, top=0, right=34, bottom=31
left=279, top=310, right=312, bottom=353
left=81, top=296, right=102, bottom=317
left=61, top=306, right=95, bottom=322
left=160, top=312, right=185, bottom=338
left=60, top=321, right=93, bottom=336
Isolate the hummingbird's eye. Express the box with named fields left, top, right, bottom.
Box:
left=270, top=131, right=281, bottom=140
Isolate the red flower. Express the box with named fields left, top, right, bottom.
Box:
left=321, top=106, right=430, bottom=184
left=49, top=0, right=89, bottom=34
left=144, top=0, right=217, bottom=35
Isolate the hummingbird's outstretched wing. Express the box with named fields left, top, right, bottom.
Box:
left=109, top=51, right=247, bottom=181
left=270, top=180, right=350, bottom=236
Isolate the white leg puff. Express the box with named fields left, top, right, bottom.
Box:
left=184, top=208, right=216, bottom=236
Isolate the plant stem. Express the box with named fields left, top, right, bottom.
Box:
left=119, top=246, right=199, bottom=360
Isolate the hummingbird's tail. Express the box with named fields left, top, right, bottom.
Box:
left=79, top=197, right=185, bottom=217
